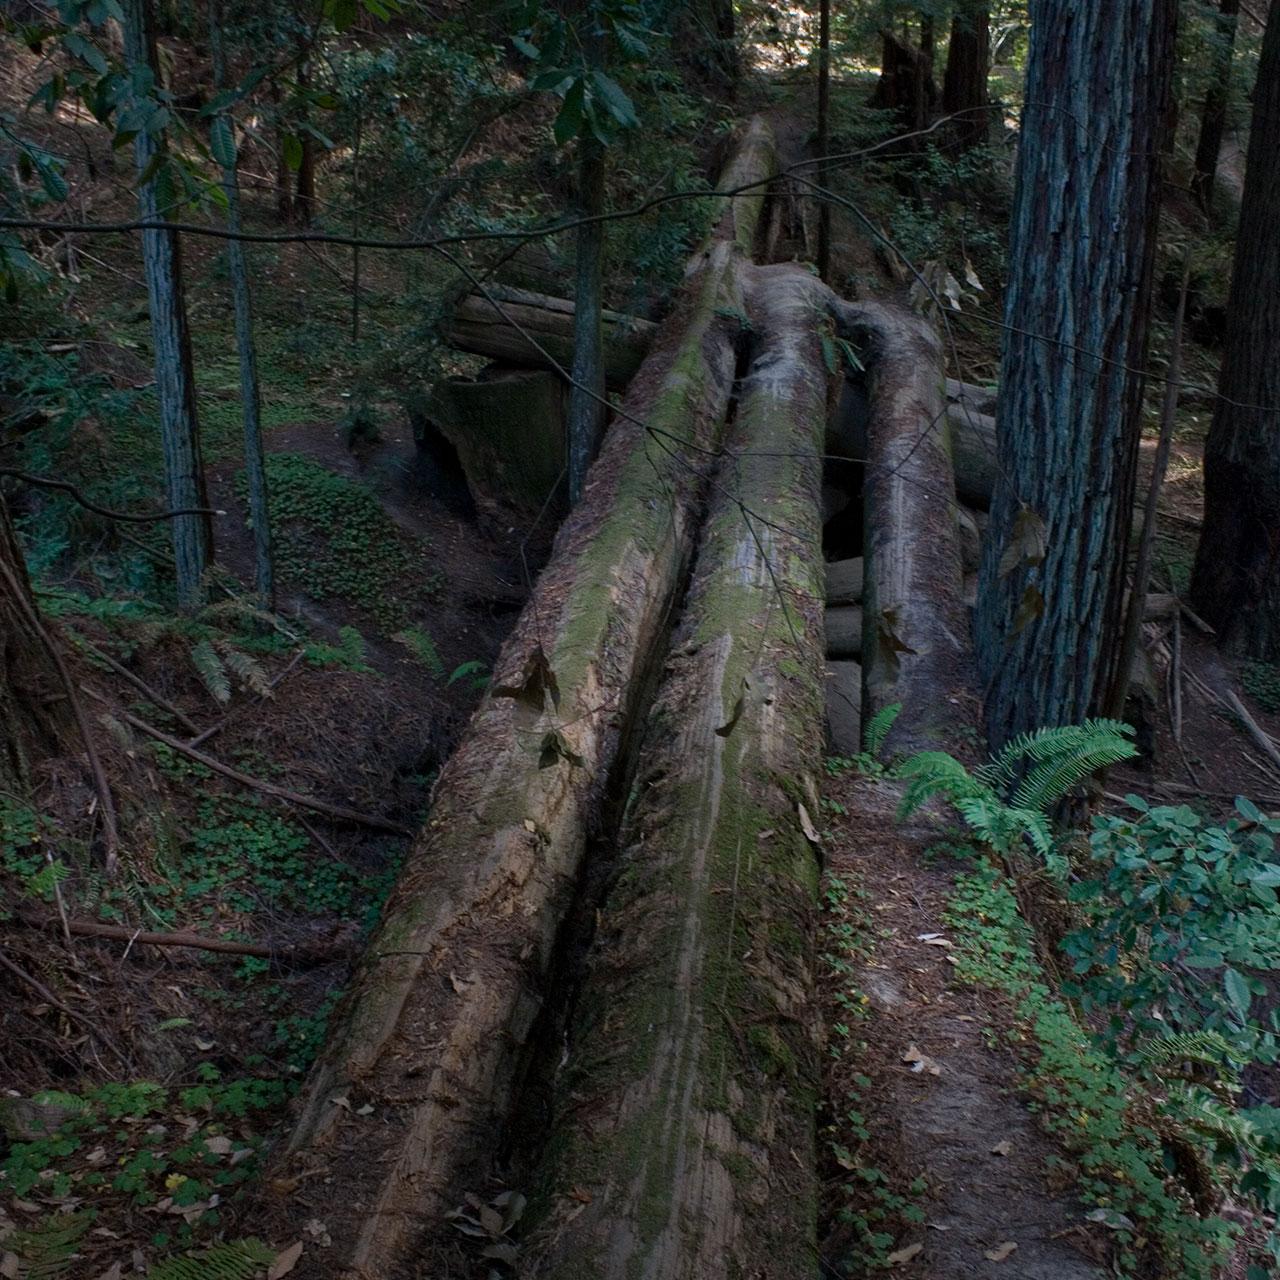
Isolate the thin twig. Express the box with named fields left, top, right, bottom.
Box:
left=1223, top=687, right=1280, bottom=777
left=15, top=910, right=355, bottom=962
left=74, top=635, right=202, bottom=735
left=0, top=469, right=223, bottom=524
left=82, top=688, right=413, bottom=836
left=0, top=946, right=129, bottom=1066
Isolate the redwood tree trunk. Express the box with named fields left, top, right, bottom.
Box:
left=0, top=496, right=72, bottom=794
left=122, top=0, right=212, bottom=610
left=1189, top=0, right=1280, bottom=652
left=941, top=6, right=990, bottom=149
left=1190, top=0, right=1241, bottom=211
left=974, top=0, right=1177, bottom=746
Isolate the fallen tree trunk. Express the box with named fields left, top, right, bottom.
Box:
left=832, top=300, right=976, bottom=751
left=530, top=262, right=830, bottom=1280
left=444, top=284, right=657, bottom=388
left=268, top=123, right=778, bottom=1278
left=834, top=378, right=997, bottom=509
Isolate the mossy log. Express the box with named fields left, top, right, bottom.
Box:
left=824, top=556, right=864, bottom=605
left=831, top=300, right=976, bottom=752
left=529, top=263, right=830, bottom=1280
left=444, top=284, right=657, bottom=388
left=268, top=130, right=777, bottom=1280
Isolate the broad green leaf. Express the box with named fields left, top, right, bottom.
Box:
left=210, top=115, right=236, bottom=169
left=283, top=133, right=303, bottom=171
left=590, top=69, right=637, bottom=129
left=1225, top=967, right=1251, bottom=1019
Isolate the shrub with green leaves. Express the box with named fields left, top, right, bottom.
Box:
left=1064, top=795, right=1280, bottom=1064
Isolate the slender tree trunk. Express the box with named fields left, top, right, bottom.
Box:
left=816, top=0, right=831, bottom=280
left=1190, top=0, right=1280, bottom=652
left=1191, top=0, right=1241, bottom=211
left=270, top=79, right=293, bottom=223
left=0, top=495, right=73, bottom=795
left=209, top=4, right=273, bottom=609
left=294, top=55, right=316, bottom=225
left=942, top=6, right=990, bottom=149
left=122, top=0, right=212, bottom=611
left=566, top=26, right=608, bottom=506
left=974, top=0, right=1177, bottom=747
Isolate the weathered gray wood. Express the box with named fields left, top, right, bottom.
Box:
left=825, top=556, right=864, bottom=605
left=825, top=604, right=864, bottom=658
left=268, top=137, right=774, bottom=1268
left=445, top=285, right=657, bottom=388
left=825, top=659, right=863, bottom=754
left=832, top=299, right=975, bottom=752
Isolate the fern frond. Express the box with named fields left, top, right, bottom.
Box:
left=218, top=644, right=272, bottom=698
left=1009, top=722, right=1137, bottom=811
left=190, top=639, right=231, bottom=704
left=1138, top=1030, right=1241, bottom=1076
left=863, top=702, right=901, bottom=757
left=895, top=751, right=989, bottom=819
left=146, top=1238, right=276, bottom=1280
left=393, top=627, right=446, bottom=678
left=7, top=1209, right=95, bottom=1278
left=1164, top=1082, right=1256, bottom=1149
left=338, top=626, right=366, bottom=663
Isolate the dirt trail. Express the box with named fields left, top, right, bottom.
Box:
left=822, top=782, right=1107, bottom=1279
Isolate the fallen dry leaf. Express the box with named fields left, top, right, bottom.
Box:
left=94, top=1265, right=121, bottom=1280
left=984, top=1241, right=1018, bottom=1262
left=901, top=1045, right=942, bottom=1076
left=268, top=1240, right=304, bottom=1279
left=798, top=803, right=820, bottom=844
left=886, top=1241, right=923, bottom=1265
left=203, top=1135, right=233, bottom=1156
left=990, top=1140, right=1012, bottom=1157
left=915, top=933, right=953, bottom=948
left=1, top=1253, right=19, bottom=1279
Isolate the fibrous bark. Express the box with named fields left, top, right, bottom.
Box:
left=974, top=0, right=1176, bottom=747
left=1190, top=0, right=1280, bottom=653
left=0, top=494, right=72, bottom=794
left=869, top=29, right=938, bottom=135
left=833, top=301, right=974, bottom=752
left=529, top=263, right=830, bottom=1280
left=267, top=124, right=777, bottom=1276
left=1190, top=0, right=1241, bottom=211
left=445, top=286, right=656, bottom=389
left=122, top=0, right=212, bottom=610
left=941, top=6, right=990, bottom=149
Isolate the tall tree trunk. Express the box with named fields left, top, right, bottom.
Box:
left=122, top=0, right=212, bottom=611
left=1190, top=0, right=1241, bottom=211
left=1189, top=0, right=1280, bottom=652
left=566, top=26, right=608, bottom=506
left=0, top=495, right=72, bottom=795
left=974, top=0, right=1177, bottom=747
left=816, top=0, right=831, bottom=280
left=566, top=137, right=606, bottom=504
left=941, top=6, right=990, bottom=149
left=293, top=55, right=316, bottom=225
left=209, top=3, right=273, bottom=608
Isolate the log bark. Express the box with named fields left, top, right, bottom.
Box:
left=529, top=262, right=829, bottom=1280
left=267, top=143, right=773, bottom=1270
left=444, top=285, right=657, bottom=388
left=832, top=301, right=975, bottom=752
left=417, top=368, right=566, bottom=524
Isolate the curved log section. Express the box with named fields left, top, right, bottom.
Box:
left=831, top=300, right=976, bottom=752
left=445, top=284, right=657, bottom=388
left=530, top=263, right=830, bottom=1280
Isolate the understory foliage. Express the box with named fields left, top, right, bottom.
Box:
left=887, top=722, right=1280, bottom=1276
